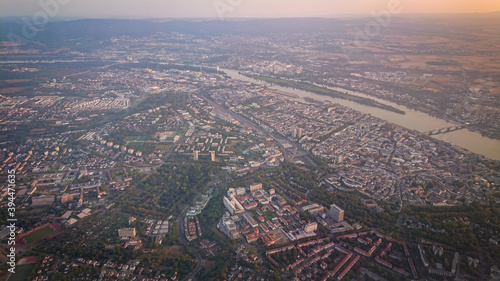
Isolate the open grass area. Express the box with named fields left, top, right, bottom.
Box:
left=203, top=260, right=216, bottom=274
left=23, top=226, right=53, bottom=244
left=125, top=136, right=138, bottom=142
left=126, top=135, right=148, bottom=144
left=166, top=245, right=187, bottom=258
left=8, top=263, right=35, bottom=281
left=156, top=144, right=172, bottom=151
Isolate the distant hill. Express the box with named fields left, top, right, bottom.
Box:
left=0, top=18, right=346, bottom=42
left=1, top=14, right=498, bottom=50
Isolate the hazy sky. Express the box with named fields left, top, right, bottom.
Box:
left=1, top=0, right=499, bottom=19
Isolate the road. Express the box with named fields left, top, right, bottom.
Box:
left=177, top=174, right=224, bottom=281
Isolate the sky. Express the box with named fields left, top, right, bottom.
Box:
left=1, top=0, right=499, bottom=19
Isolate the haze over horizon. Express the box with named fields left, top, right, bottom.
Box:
left=1, top=0, right=500, bottom=19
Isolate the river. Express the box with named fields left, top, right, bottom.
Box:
left=223, top=69, right=500, bottom=160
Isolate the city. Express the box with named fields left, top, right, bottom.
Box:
left=0, top=3, right=500, bottom=281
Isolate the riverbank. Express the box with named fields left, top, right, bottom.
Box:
left=247, top=73, right=406, bottom=115
left=223, top=68, right=500, bottom=160
left=320, top=81, right=500, bottom=141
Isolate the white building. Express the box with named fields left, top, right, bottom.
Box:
left=223, top=196, right=244, bottom=215
left=118, top=228, right=136, bottom=239
left=304, top=222, right=318, bottom=233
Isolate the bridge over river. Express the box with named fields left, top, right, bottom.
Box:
left=424, top=124, right=470, bottom=136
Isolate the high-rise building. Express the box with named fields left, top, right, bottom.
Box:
left=211, top=151, right=216, bottom=161
left=193, top=150, right=199, bottom=161
left=77, top=188, right=83, bottom=208
left=328, top=204, right=344, bottom=222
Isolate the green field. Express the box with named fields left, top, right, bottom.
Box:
left=23, top=226, right=54, bottom=244
left=8, top=263, right=35, bottom=281
left=126, top=136, right=148, bottom=143
left=156, top=144, right=172, bottom=151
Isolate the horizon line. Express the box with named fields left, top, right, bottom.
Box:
left=1, top=10, right=499, bottom=21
